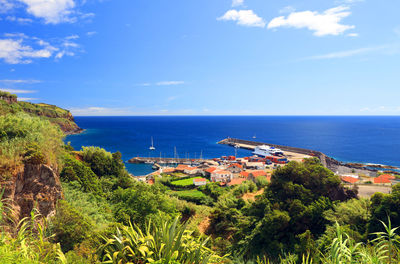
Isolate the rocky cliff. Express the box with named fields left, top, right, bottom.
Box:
left=2, top=164, right=63, bottom=222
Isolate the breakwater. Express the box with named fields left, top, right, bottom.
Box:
left=128, top=157, right=205, bottom=164
left=218, top=138, right=379, bottom=177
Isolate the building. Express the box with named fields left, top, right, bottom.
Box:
left=340, top=176, right=359, bottom=184
left=374, top=174, right=393, bottom=184
left=184, top=167, right=202, bottom=175
left=227, top=178, right=247, bottom=186
left=227, top=163, right=243, bottom=173
left=193, top=178, right=207, bottom=186
left=244, top=162, right=265, bottom=170
left=241, top=170, right=267, bottom=181
left=211, top=169, right=233, bottom=183
left=205, top=167, right=217, bottom=177
left=175, top=164, right=190, bottom=172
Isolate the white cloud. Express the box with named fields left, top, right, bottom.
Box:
left=0, top=0, right=13, bottom=13
left=86, top=31, right=97, bottom=36
left=0, top=34, right=81, bottom=64
left=218, top=9, right=266, bottom=28
left=279, top=6, right=296, bottom=14
left=156, top=81, right=185, bottom=86
left=335, top=0, right=364, bottom=4
left=0, top=88, right=37, bottom=93
left=5, top=16, right=33, bottom=24
left=0, top=79, right=41, bottom=84
left=347, top=33, right=359, bottom=37
left=232, top=0, right=244, bottom=7
left=70, top=106, right=135, bottom=116
left=65, top=34, right=79, bottom=40
left=16, top=0, right=76, bottom=24
left=18, top=97, right=38, bottom=101
left=268, top=6, right=355, bottom=36
left=0, top=38, right=53, bottom=64
left=304, top=45, right=389, bottom=60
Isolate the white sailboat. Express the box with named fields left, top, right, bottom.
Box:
left=149, top=137, right=156, bottom=150
left=252, top=134, right=256, bottom=139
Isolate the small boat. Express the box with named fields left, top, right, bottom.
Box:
left=252, top=134, right=256, bottom=139
left=149, top=137, right=156, bottom=150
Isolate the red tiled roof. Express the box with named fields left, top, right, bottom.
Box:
left=229, top=163, right=243, bottom=168
left=176, top=164, right=190, bottom=170
left=380, top=174, right=396, bottom=180
left=148, top=179, right=155, bottom=185
left=228, top=178, right=247, bottom=186
left=240, top=171, right=250, bottom=178
left=194, top=178, right=207, bottom=182
left=340, top=176, right=359, bottom=184
left=214, top=170, right=231, bottom=175
left=185, top=167, right=198, bottom=171
left=206, top=167, right=217, bottom=173
left=250, top=170, right=267, bottom=177
left=162, top=168, right=176, bottom=173
left=374, top=176, right=391, bottom=184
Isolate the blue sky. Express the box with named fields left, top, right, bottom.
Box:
left=0, top=0, right=399, bottom=115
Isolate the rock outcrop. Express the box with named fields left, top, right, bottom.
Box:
left=2, top=164, right=63, bottom=222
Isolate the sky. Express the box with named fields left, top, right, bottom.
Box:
left=0, top=0, right=399, bottom=116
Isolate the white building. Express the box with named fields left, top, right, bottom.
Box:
left=193, top=178, right=207, bottom=186
left=211, top=169, right=233, bottom=183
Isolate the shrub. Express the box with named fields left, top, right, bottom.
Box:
left=51, top=200, right=94, bottom=252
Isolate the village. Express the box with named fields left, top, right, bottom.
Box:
left=132, top=141, right=397, bottom=199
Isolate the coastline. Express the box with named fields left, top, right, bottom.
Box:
left=218, top=138, right=400, bottom=176
left=64, top=128, right=85, bottom=136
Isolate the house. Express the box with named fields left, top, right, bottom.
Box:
left=241, top=170, right=267, bottom=181
left=205, top=167, right=217, bottom=177
left=340, top=176, right=359, bottom=184
left=193, top=178, right=207, bottom=186
left=160, top=167, right=176, bottom=174
left=244, top=162, right=265, bottom=170
left=184, top=167, right=202, bottom=175
left=211, top=169, right=233, bottom=183
left=175, top=164, right=190, bottom=172
left=374, top=175, right=393, bottom=184
left=227, top=178, right=247, bottom=186
left=380, top=174, right=396, bottom=180
left=227, top=163, right=243, bottom=173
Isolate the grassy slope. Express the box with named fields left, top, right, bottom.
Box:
left=0, top=97, right=80, bottom=133
left=170, top=177, right=209, bottom=187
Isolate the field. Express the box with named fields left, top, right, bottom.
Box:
left=170, top=189, right=207, bottom=199
left=170, top=177, right=208, bottom=187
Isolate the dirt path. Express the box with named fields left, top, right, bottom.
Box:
left=198, top=217, right=210, bottom=234
left=242, top=189, right=264, bottom=202
left=357, top=185, right=391, bottom=198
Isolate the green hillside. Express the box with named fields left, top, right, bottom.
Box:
left=0, top=92, right=81, bottom=134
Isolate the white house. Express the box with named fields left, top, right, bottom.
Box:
left=211, top=169, right=233, bottom=183
left=193, top=178, right=207, bottom=186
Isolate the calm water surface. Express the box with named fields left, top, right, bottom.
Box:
left=66, top=116, right=400, bottom=176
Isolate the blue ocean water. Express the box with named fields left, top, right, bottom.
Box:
left=66, top=116, right=400, bottom=176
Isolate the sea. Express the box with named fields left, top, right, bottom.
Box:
left=66, top=116, right=400, bottom=176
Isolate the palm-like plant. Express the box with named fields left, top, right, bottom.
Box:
left=371, top=217, right=400, bottom=264
left=100, top=215, right=222, bottom=264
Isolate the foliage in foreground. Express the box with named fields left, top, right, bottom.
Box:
left=100, top=215, right=222, bottom=264
left=0, top=113, right=64, bottom=173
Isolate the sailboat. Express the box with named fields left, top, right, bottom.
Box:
left=252, top=134, right=256, bottom=139
left=149, top=137, right=156, bottom=150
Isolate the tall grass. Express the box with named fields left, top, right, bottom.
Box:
left=100, top=215, right=223, bottom=264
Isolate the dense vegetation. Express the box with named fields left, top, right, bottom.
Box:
left=2, top=95, right=400, bottom=263
left=0, top=93, right=80, bottom=133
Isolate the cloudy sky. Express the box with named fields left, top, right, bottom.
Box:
left=0, top=0, right=399, bottom=115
